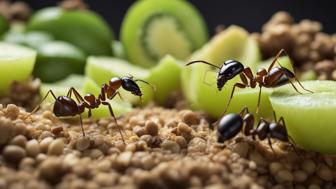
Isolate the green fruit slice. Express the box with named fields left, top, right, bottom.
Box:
left=121, top=0, right=208, bottom=67
left=270, top=80, right=336, bottom=154
left=85, top=57, right=153, bottom=105
left=27, top=7, right=113, bottom=55
left=148, top=55, right=182, bottom=104
left=111, top=41, right=126, bottom=59
left=0, top=43, right=36, bottom=95
left=181, top=26, right=268, bottom=118
left=34, top=41, right=86, bottom=83
left=0, top=15, right=9, bottom=36
left=3, top=31, right=54, bottom=49
left=40, top=75, right=132, bottom=118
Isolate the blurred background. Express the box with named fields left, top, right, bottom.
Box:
left=27, top=0, right=336, bottom=36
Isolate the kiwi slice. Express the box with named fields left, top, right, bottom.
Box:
left=0, top=43, right=36, bottom=95
left=3, top=31, right=54, bottom=49
left=121, top=0, right=208, bottom=67
left=28, top=7, right=113, bottom=55
left=34, top=41, right=86, bottom=83
left=181, top=26, right=268, bottom=118
left=0, top=15, right=9, bottom=36
left=270, top=80, right=336, bottom=154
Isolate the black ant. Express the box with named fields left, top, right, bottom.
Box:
left=186, top=49, right=313, bottom=115
left=29, top=76, right=153, bottom=144
left=217, top=107, right=297, bottom=154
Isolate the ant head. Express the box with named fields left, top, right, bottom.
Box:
left=217, top=60, right=244, bottom=90
left=121, top=76, right=142, bottom=97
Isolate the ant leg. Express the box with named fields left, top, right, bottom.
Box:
left=79, top=114, right=85, bottom=137
left=288, top=80, right=303, bottom=94
left=101, top=101, right=125, bottom=144
left=268, top=49, right=286, bottom=72
left=116, top=91, right=124, bottom=101
left=256, top=86, right=262, bottom=114
left=294, top=78, right=313, bottom=93
left=67, top=87, right=85, bottom=103
left=29, top=90, right=57, bottom=116
left=278, top=117, right=300, bottom=155
left=223, top=83, right=247, bottom=114
left=267, top=135, right=276, bottom=157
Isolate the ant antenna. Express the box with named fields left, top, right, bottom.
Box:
left=186, top=60, right=221, bottom=70
left=135, top=79, right=156, bottom=92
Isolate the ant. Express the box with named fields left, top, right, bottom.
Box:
left=217, top=107, right=297, bottom=154
left=186, top=49, right=313, bottom=115
left=29, top=76, right=153, bottom=144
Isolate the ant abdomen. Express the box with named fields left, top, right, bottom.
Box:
left=217, top=113, right=243, bottom=142
left=53, top=96, right=79, bottom=117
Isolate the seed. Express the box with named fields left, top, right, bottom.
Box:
left=293, top=170, right=308, bottom=183
left=269, top=162, right=284, bottom=176
left=133, top=126, right=146, bottom=137
left=188, top=137, right=207, bottom=153
left=5, top=104, right=20, bottom=120
left=116, top=152, right=133, bottom=167
left=161, top=140, right=180, bottom=153
left=48, top=139, right=64, bottom=156
left=181, top=110, right=199, bottom=125
left=316, top=164, right=333, bottom=181
left=0, top=117, right=13, bottom=144
left=39, top=157, right=69, bottom=184
left=25, top=139, right=40, bottom=157
left=76, top=136, right=90, bottom=151
left=249, top=151, right=268, bottom=167
left=39, top=137, right=54, bottom=153
left=301, top=159, right=316, bottom=175
left=175, top=136, right=187, bottom=148
left=232, top=142, right=249, bottom=158
left=177, top=122, right=192, bottom=134
left=275, top=170, right=294, bottom=183
left=3, top=145, right=26, bottom=163
left=51, top=126, right=63, bottom=135
left=10, top=135, right=27, bottom=147
left=90, top=149, right=103, bottom=159
left=144, top=121, right=159, bottom=136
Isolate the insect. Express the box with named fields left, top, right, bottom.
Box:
left=186, top=49, right=313, bottom=115
left=217, top=107, right=297, bottom=154
left=29, top=76, right=153, bottom=144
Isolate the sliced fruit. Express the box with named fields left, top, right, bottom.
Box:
left=181, top=26, right=268, bottom=118
left=111, top=41, right=126, bottom=59
left=0, top=15, right=9, bottom=36
left=3, top=31, right=54, bottom=49
left=270, top=80, right=336, bottom=154
left=148, top=55, right=182, bottom=104
left=121, top=0, right=208, bottom=67
left=0, top=43, right=36, bottom=95
left=40, top=75, right=132, bottom=118
left=33, top=41, right=86, bottom=83
left=85, top=57, right=153, bottom=105
left=27, top=7, right=113, bottom=55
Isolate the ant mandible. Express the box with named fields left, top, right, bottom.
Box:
left=217, top=107, right=297, bottom=154
left=29, top=76, right=153, bottom=144
left=186, top=49, right=313, bottom=115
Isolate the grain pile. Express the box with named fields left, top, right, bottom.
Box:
left=254, top=11, right=336, bottom=80
left=0, top=103, right=335, bottom=189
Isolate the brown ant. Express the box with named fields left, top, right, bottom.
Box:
left=186, top=49, right=313, bottom=115
left=29, top=76, right=153, bottom=144
left=217, top=107, right=297, bottom=154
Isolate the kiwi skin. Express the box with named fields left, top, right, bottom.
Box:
left=121, top=0, right=208, bottom=67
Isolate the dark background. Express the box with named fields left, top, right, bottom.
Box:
left=27, top=0, right=336, bottom=38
